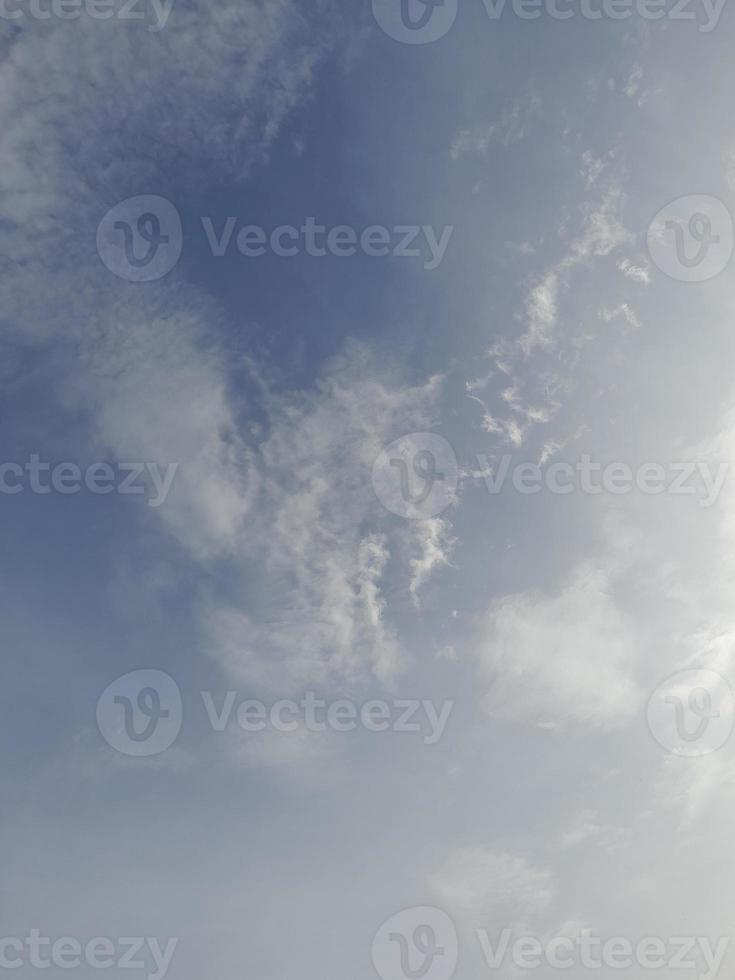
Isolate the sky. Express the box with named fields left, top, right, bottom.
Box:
left=2, top=1, right=735, bottom=979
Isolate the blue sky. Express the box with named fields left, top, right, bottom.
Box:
left=3, top=1, right=735, bottom=979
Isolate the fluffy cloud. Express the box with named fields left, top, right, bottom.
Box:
left=475, top=564, right=642, bottom=730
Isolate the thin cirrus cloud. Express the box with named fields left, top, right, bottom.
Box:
left=0, top=0, right=457, bottom=698
left=203, top=361, right=453, bottom=693
left=429, top=847, right=555, bottom=922
left=5, top=6, right=735, bottom=979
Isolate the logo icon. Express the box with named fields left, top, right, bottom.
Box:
left=96, top=669, right=183, bottom=757
left=97, top=195, right=183, bottom=282
left=647, top=668, right=734, bottom=757
left=372, top=907, right=458, bottom=980
left=371, top=0, right=458, bottom=44
left=647, top=195, right=733, bottom=282
left=372, top=433, right=458, bottom=519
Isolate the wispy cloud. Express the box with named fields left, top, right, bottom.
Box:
left=475, top=564, right=642, bottom=730
left=429, top=847, right=554, bottom=921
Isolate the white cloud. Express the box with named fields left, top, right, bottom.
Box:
left=405, top=518, right=454, bottom=607
left=0, top=2, right=457, bottom=696
left=449, top=90, right=539, bottom=160
left=559, top=809, right=627, bottom=851
left=0, top=0, right=331, bottom=558
left=83, top=308, right=257, bottom=558
left=475, top=564, right=642, bottom=730
left=429, top=847, right=554, bottom=921
left=519, top=184, right=631, bottom=354
left=570, top=186, right=632, bottom=262
left=725, top=147, right=735, bottom=190
left=691, top=404, right=735, bottom=567
left=624, top=65, right=647, bottom=103
left=521, top=273, right=559, bottom=354
left=467, top=181, right=632, bottom=450
left=650, top=624, right=735, bottom=827
left=617, top=258, right=652, bottom=284
left=580, top=151, right=605, bottom=188
left=653, top=753, right=735, bottom=829
left=598, top=303, right=642, bottom=329
left=450, top=124, right=497, bottom=161
left=538, top=440, right=565, bottom=465
left=203, top=362, right=452, bottom=692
